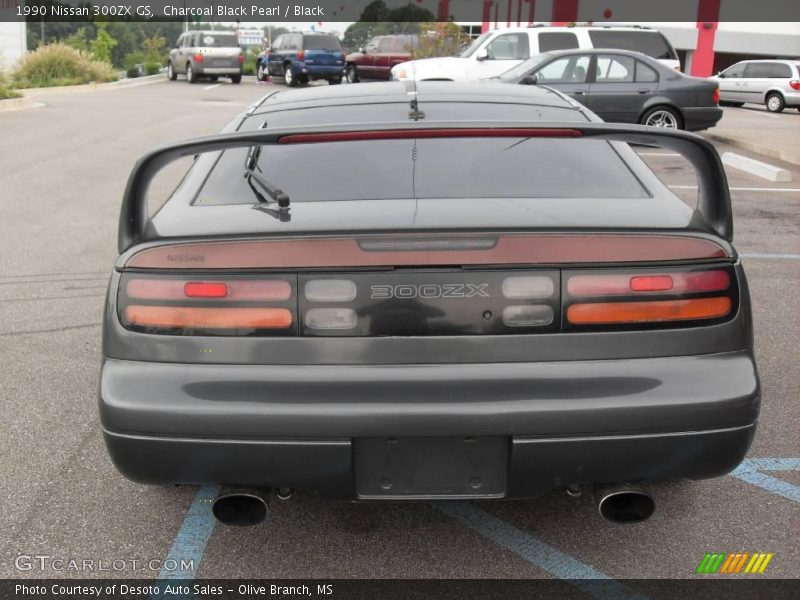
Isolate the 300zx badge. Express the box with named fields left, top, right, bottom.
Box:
left=370, top=283, right=490, bottom=300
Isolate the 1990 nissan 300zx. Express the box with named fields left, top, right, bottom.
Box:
left=100, top=82, right=760, bottom=524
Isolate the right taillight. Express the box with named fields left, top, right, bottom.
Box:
left=564, top=267, right=736, bottom=329
left=789, top=80, right=800, bottom=91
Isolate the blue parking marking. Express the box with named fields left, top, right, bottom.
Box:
left=730, top=458, right=800, bottom=504
left=150, top=484, right=220, bottom=600
left=438, top=503, right=648, bottom=600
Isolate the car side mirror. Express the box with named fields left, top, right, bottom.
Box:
left=476, top=48, right=489, bottom=61
left=520, top=75, right=538, bottom=85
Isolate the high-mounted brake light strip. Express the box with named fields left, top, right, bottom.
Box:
left=277, top=128, right=584, bottom=144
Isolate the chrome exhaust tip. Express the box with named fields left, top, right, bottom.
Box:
left=212, top=488, right=270, bottom=526
left=595, top=485, right=655, bottom=523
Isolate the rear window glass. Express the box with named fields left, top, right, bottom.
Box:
left=198, top=33, right=239, bottom=48
left=588, top=30, right=677, bottom=60
left=769, top=63, right=792, bottom=78
left=303, top=35, right=343, bottom=51
left=195, top=137, right=647, bottom=205
left=744, top=63, right=772, bottom=78
left=538, top=32, right=579, bottom=52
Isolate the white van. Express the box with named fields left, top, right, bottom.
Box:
left=391, top=25, right=680, bottom=82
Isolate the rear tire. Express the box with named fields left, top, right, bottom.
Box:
left=256, top=62, right=267, bottom=82
left=186, top=63, right=197, bottom=84
left=284, top=64, right=297, bottom=87
left=766, top=92, right=785, bottom=113
left=209, top=75, right=219, bottom=82
left=167, top=62, right=177, bottom=81
left=345, top=65, right=359, bottom=83
left=329, top=76, right=342, bottom=85
left=640, top=106, right=683, bottom=130
left=230, top=74, right=242, bottom=84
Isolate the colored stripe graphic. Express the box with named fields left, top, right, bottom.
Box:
left=438, top=502, right=648, bottom=600
left=696, top=552, right=726, bottom=574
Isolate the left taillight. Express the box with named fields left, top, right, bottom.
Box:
left=563, top=267, right=737, bottom=329
left=118, top=274, right=296, bottom=336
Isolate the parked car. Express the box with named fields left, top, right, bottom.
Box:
left=167, top=31, right=243, bottom=84
left=258, top=32, right=345, bottom=86
left=344, top=34, right=419, bottom=83
left=715, top=59, right=800, bottom=113
left=103, top=82, right=758, bottom=526
left=391, top=25, right=679, bottom=82
left=497, top=49, right=722, bottom=131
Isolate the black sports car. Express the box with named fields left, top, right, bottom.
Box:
left=101, top=82, right=758, bottom=525
left=496, top=48, right=723, bottom=131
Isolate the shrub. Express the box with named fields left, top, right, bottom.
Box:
left=143, top=61, right=161, bottom=76
left=12, top=43, right=118, bottom=88
left=411, top=22, right=471, bottom=59
left=0, top=68, right=21, bottom=99
left=141, top=35, right=168, bottom=65
left=123, top=50, right=145, bottom=78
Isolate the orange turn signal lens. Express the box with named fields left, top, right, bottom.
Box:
left=125, top=306, right=293, bottom=329
left=567, top=297, right=732, bottom=325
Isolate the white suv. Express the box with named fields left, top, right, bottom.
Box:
left=391, top=25, right=680, bottom=82
left=716, top=60, right=800, bottom=113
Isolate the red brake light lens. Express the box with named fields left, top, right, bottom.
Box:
left=789, top=80, right=800, bottom=91
left=184, top=282, right=228, bottom=298
left=297, top=49, right=304, bottom=61
left=712, top=87, right=720, bottom=104
left=567, top=270, right=730, bottom=297
left=238, top=54, right=245, bottom=64
left=193, top=53, right=203, bottom=62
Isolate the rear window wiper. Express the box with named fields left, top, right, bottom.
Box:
left=243, top=145, right=290, bottom=212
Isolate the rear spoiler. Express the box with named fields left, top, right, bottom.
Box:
left=118, top=122, right=732, bottom=254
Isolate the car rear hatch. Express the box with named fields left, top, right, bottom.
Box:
left=198, top=32, right=242, bottom=68
left=302, top=35, right=344, bottom=67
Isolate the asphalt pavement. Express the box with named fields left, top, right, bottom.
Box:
left=1, top=76, right=798, bottom=587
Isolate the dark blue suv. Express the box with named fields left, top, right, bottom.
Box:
left=257, top=33, right=345, bottom=86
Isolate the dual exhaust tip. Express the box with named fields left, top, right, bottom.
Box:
left=211, top=484, right=654, bottom=526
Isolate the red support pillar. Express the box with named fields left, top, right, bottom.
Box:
left=438, top=0, right=450, bottom=21
left=528, top=0, right=535, bottom=25
left=552, top=0, right=579, bottom=24
left=517, top=0, right=522, bottom=26
left=691, top=0, right=721, bottom=77
left=482, top=1, right=493, bottom=33
left=507, top=0, right=512, bottom=26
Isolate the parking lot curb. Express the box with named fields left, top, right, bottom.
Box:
left=706, top=132, right=800, bottom=167
left=722, top=152, right=792, bottom=182
left=17, top=74, right=164, bottom=97
left=0, top=95, right=40, bottom=112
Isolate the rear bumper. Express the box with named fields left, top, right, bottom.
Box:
left=100, top=351, right=759, bottom=498
left=195, top=66, right=241, bottom=75
left=682, top=106, right=723, bottom=131
left=296, top=63, right=345, bottom=79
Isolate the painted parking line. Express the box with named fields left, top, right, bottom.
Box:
left=740, top=253, right=800, bottom=260
left=438, top=503, right=647, bottom=600
left=637, top=152, right=680, bottom=157
left=730, top=458, right=800, bottom=504
left=203, top=83, right=221, bottom=91
left=150, top=484, right=220, bottom=599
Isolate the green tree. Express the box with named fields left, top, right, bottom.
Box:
left=90, top=23, right=118, bottom=64
left=62, top=27, right=90, bottom=52
left=141, top=34, right=167, bottom=64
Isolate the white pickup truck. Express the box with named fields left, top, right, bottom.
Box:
left=391, top=25, right=680, bottom=82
